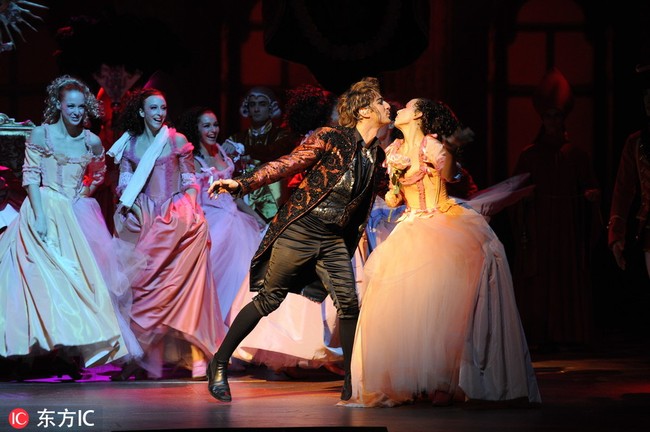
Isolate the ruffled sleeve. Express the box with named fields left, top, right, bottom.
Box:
left=177, top=142, right=199, bottom=193
left=22, top=139, right=50, bottom=187
left=421, top=135, right=447, bottom=171
left=383, top=140, right=400, bottom=165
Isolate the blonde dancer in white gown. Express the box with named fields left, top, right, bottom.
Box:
left=0, top=76, right=128, bottom=370
left=342, top=98, right=540, bottom=407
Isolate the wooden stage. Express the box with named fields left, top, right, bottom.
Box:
left=1, top=335, right=649, bottom=432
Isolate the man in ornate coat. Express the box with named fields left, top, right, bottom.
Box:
left=222, top=86, right=298, bottom=221
left=206, top=77, right=391, bottom=403
left=609, top=63, right=650, bottom=279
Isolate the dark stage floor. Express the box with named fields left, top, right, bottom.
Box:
left=1, top=333, right=649, bottom=432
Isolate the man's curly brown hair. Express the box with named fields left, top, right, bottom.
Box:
left=337, top=77, right=381, bottom=128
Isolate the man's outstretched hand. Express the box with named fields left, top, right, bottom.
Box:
left=209, top=179, right=240, bottom=198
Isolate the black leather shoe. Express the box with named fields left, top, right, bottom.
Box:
left=207, top=356, right=232, bottom=402
left=110, top=361, right=147, bottom=381
left=54, top=354, right=82, bottom=381
left=340, top=371, right=352, bottom=401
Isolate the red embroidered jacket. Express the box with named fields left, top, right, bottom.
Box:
left=236, top=126, right=386, bottom=300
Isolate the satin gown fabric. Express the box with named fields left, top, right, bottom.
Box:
left=228, top=268, right=344, bottom=372
left=114, top=137, right=225, bottom=375
left=194, top=148, right=262, bottom=322
left=0, top=125, right=127, bottom=366
left=344, top=136, right=541, bottom=407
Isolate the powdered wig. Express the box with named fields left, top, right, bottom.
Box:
left=337, top=77, right=381, bottom=128
left=43, top=75, right=101, bottom=126
left=239, top=86, right=281, bottom=119
left=120, top=88, right=166, bottom=136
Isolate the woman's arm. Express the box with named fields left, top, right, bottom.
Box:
left=424, top=135, right=460, bottom=183
left=22, top=127, right=47, bottom=240
left=81, top=133, right=107, bottom=197
left=114, top=146, right=142, bottom=220
left=26, top=183, right=46, bottom=240
left=440, top=145, right=459, bottom=183
left=176, top=134, right=200, bottom=208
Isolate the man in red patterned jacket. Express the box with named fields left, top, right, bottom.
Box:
left=206, top=77, right=391, bottom=403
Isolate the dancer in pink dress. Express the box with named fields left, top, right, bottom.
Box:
left=177, top=107, right=264, bottom=323
left=0, top=76, right=127, bottom=376
left=342, top=98, right=540, bottom=407
left=108, top=89, right=225, bottom=380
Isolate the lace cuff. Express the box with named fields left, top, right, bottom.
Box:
left=181, top=172, right=199, bottom=192
left=117, top=171, right=133, bottom=196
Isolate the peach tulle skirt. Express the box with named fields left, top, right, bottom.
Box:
left=344, top=203, right=541, bottom=407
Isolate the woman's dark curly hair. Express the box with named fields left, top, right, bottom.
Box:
left=284, top=84, right=337, bottom=135
left=176, top=106, right=216, bottom=157
left=414, top=98, right=460, bottom=138
left=119, top=88, right=166, bottom=136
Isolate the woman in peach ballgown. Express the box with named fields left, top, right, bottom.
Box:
left=342, top=98, right=540, bottom=407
